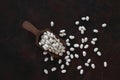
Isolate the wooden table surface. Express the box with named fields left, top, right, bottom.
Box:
left=0, top=0, right=120, bottom=80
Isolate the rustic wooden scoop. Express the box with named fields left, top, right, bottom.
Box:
left=22, top=21, right=66, bottom=58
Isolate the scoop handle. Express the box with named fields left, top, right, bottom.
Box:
left=22, top=21, right=40, bottom=36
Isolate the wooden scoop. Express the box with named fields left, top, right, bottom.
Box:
left=22, top=21, right=66, bottom=58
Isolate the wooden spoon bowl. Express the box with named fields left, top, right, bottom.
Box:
left=22, top=21, right=66, bottom=58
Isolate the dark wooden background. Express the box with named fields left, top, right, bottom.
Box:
left=0, top=0, right=120, bottom=80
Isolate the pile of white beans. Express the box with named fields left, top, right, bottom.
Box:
left=42, top=16, right=108, bottom=75
left=39, top=31, right=65, bottom=56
